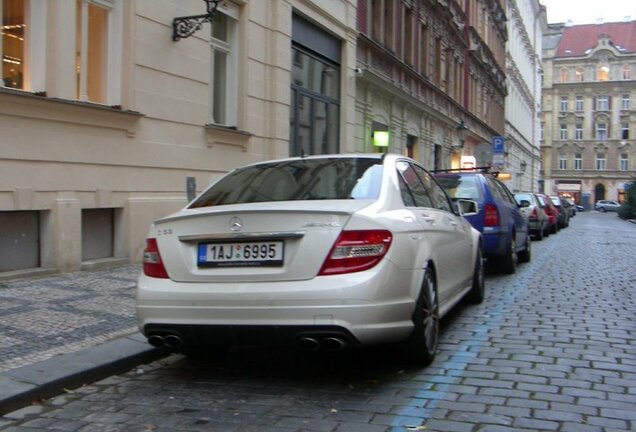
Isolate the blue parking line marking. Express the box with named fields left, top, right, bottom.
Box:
left=389, top=240, right=557, bottom=431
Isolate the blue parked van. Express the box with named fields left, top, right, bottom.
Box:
left=433, top=170, right=531, bottom=274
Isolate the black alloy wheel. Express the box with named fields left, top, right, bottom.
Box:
left=468, top=248, right=485, bottom=303
left=402, top=268, right=439, bottom=366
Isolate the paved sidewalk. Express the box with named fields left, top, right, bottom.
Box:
left=0, top=265, right=167, bottom=414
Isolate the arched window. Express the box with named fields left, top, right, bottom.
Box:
left=575, top=68, right=585, bottom=82
left=597, top=65, right=609, bottom=81
left=560, top=68, right=569, bottom=82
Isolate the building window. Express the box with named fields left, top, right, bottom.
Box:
left=596, top=123, right=607, bottom=140
left=76, top=0, right=108, bottom=103
left=622, top=94, right=630, bottom=110
left=384, top=0, right=394, bottom=51
left=560, top=68, right=569, bottom=82
left=290, top=15, right=341, bottom=157
left=575, top=68, right=584, bottom=81
left=1, top=0, right=25, bottom=89
left=597, top=95, right=609, bottom=111
left=560, top=96, right=568, bottom=112
left=575, top=124, right=583, bottom=140
left=575, top=95, right=584, bottom=112
left=620, top=154, right=629, bottom=171
left=371, top=0, right=382, bottom=41
left=574, top=153, right=582, bottom=170
left=596, top=153, right=606, bottom=170
left=559, top=155, right=567, bottom=170
left=540, top=123, right=544, bottom=141
left=622, top=123, right=629, bottom=140
left=404, top=4, right=413, bottom=66
left=597, top=65, right=609, bottom=81
left=623, top=65, right=631, bottom=80
left=560, top=124, right=568, bottom=140
left=419, top=22, right=429, bottom=76
left=209, top=9, right=238, bottom=126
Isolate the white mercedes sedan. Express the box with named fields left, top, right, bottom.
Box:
left=137, top=153, right=484, bottom=365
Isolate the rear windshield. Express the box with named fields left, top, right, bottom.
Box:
left=515, top=193, right=533, bottom=205
left=434, top=175, right=483, bottom=201
left=189, top=158, right=383, bottom=208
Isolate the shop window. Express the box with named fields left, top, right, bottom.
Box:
left=76, top=0, right=108, bottom=103
left=290, top=16, right=340, bottom=157
left=1, top=0, right=25, bottom=89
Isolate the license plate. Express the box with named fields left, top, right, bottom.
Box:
left=197, top=241, right=284, bottom=267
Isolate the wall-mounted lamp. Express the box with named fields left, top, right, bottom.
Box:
left=454, top=120, right=469, bottom=150
left=172, top=0, right=222, bottom=42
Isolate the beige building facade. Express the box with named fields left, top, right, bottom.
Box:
left=0, top=0, right=358, bottom=275
left=540, top=20, right=636, bottom=208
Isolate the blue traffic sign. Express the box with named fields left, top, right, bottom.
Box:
left=492, top=136, right=505, bottom=154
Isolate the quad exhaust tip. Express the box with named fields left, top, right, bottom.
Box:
left=147, top=334, right=183, bottom=348
left=296, top=336, right=348, bottom=351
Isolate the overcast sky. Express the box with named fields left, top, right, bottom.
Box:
left=539, top=0, right=636, bottom=25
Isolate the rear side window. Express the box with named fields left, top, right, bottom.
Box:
left=189, top=158, right=383, bottom=207
left=435, top=174, right=482, bottom=201
left=515, top=193, right=533, bottom=206
left=396, top=161, right=433, bottom=208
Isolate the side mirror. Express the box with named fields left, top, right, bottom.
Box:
left=456, top=199, right=479, bottom=217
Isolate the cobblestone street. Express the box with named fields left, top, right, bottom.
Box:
left=1, top=212, right=635, bottom=432
left=0, top=266, right=139, bottom=373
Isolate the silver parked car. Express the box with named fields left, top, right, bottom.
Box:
left=514, top=192, right=549, bottom=241
left=137, top=154, right=484, bottom=366
left=594, top=200, right=621, bottom=212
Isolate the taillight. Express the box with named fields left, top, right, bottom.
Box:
left=143, top=238, right=169, bottom=279
left=529, top=207, right=537, bottom=221
left=484, top=203, right=500, bottom=227
left=318, top=230, right=392, bottom=276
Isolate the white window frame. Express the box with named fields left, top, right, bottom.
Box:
left=596, top=154, right=606, bottom=170
left=558, top=155, right=567, bottom=170
left=574, top=154, right=582, bottom=170
left=208, top=2, right=238, bottom=127
left=559, top=96, right=568, bottom=112
left=622, top=94, right=630, bottom=110
left=559, top=124, right=568, bottom=140
left=596, top=123, right=607, bottom=140
left=597, top=95, right=609, bottom=111
left=76, top=0, right=122, bottom=105
left=575, top=124, right=583, bottom=140
left=575, top=96, right=583, bottom=112
left=620, top=154, right=628, bottom=171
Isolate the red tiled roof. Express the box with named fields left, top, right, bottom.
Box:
left=555, top=21, right=636, bottom=57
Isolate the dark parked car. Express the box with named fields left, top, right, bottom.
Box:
left=515, top=192, right=548, bottom=241
left=434, top=170, right=531, bottom=274
left=550, top=195, right=570, bottom=229
left=536, top=193, right=559, bottom=235
left=563, top=197, right=576, bottom=217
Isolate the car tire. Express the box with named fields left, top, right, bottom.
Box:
left=600, top=207, right=606, bottom=212
left=551, top=223, right=558, bottom=234
left=518, top=235, right=531, bottom=263
left=535, top=226, right=544, bottom=241
left=467, top=248, right=485, bottom=304
left=401, top=268, right=439, bottom=366
left=500, top=236, right=517, bottom=274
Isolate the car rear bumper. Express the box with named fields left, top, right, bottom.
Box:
left=482, top=229, right=507, bottom=257
left=136, top=267, right=417, bottom=347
